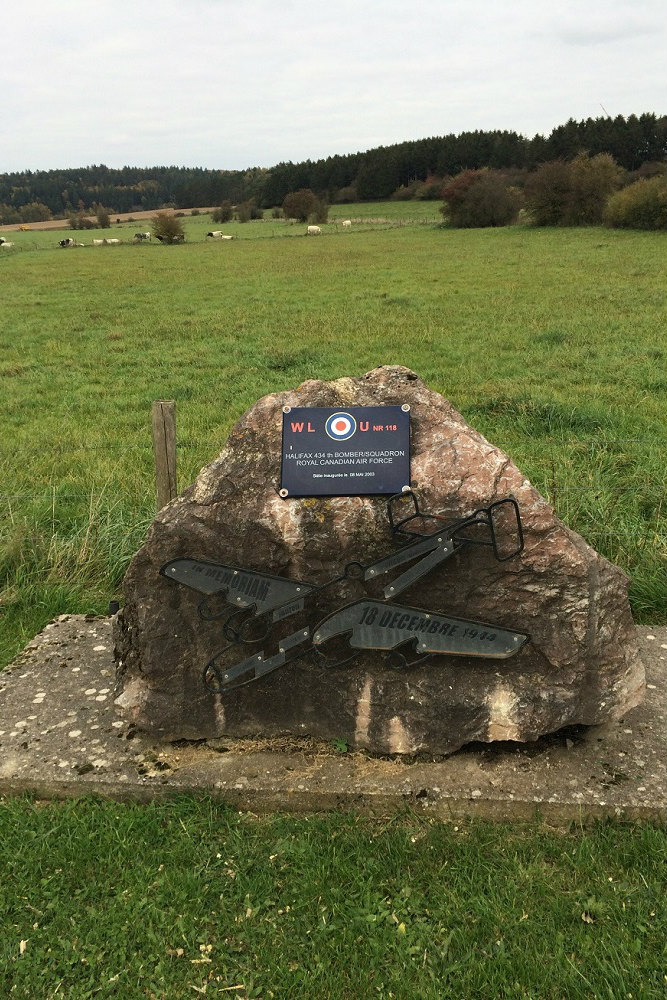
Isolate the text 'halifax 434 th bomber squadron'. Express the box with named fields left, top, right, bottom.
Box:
left=160, top=491, right=530, bottom=694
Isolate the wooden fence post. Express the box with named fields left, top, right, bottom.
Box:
left=151, top=400, right=177, bottom=510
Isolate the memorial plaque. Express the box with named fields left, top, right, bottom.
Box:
left=280, top=405, right=410, bottom=497
left=115, top=366, right=645, bottom=751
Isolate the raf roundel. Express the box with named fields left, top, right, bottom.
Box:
left=325, top=411, right=357, bottom=441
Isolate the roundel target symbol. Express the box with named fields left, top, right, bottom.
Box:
left=325, top=411, right=357, bottom=441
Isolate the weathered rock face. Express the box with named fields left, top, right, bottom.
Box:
left=114, top=366, right=644, bottom=753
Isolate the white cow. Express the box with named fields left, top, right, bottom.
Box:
left=104, top=238, right=121, bottom=245
left=207, top=231, right=223, bottom=238
left=134, top=232, right=151, bottom=241
left=58, top=238, right=85, bottom=247
left=0, top=239, right=14, bottom=247
left=307, top=225, right=321, bottom=235
left=342, top=219, right=352, bottom=228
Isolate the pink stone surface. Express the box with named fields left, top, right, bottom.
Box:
left=114, top=367, right=644, bottom=752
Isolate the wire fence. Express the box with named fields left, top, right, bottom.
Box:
left=0, top=217, right=444, bottom=254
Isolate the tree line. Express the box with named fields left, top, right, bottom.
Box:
left=0, top=113, right=664, bottom=224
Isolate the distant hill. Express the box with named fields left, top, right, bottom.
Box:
left=1, top=113, right=664, bottom=223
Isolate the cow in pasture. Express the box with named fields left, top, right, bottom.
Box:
left=307, top=226, right=321, bottom=235
left=0, top=239, right=14, bottom=247
left=342, top=219, right=352, bottom=228
left=58, top=238, right=84, bottom=247
left=134, top=232, right=151, bottom=241
left=207, top=231, right=234, bottom=240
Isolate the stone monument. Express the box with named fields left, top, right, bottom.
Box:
left=113, top=366, right=644, bottom=754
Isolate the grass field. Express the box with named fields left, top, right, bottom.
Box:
left=0, top=798, right=665, bottom=999
left=1, top=212, right=665, bottom=667
left=1, top=209, right=666, bottom=999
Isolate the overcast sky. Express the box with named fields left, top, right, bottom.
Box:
left=1, top=0, right=664, bottom=174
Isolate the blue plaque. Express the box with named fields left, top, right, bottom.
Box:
left=280, top=405, right=410, bottom=497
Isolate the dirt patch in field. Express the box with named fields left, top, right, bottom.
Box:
left=0, top=207, right=217, bottom=233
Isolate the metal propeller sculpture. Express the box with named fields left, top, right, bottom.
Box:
left=160, top=491, right=529, bottom=693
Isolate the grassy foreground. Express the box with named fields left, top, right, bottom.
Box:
left=1, top=217, right=665, bottom=665
left=0, top=216, right=665, bottom=999
left=0, top=798, right=665, bottom=999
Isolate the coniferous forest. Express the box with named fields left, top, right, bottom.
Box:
left=0, top=113, right=664, bottom=223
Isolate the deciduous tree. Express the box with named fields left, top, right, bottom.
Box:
left=440, top=169, right=521, bottom=227
left=566, top=153, right=622, bottom=225
left=524, top=161, right=572, bottom=225
left=283, top=188, right=316, bottom=222
left=525, top=154, right=622, bottom=226
left=211, top=201, right=233, bottom=223
left=152, top=212, right=185, bottom=243
left=604, top=174, right=667, bottom=230
left=95, top=204, right=111, bottom=228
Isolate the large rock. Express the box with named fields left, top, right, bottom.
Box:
left=113, top=366, right=644, bottom=753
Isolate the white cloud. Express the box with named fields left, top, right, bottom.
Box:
left=0, top=0, right=664, bottom=171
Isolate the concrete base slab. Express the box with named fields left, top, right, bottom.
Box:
left=1, top=615, right=665, bottom=825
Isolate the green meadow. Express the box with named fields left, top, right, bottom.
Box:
left=0, top=799, right=665, bottom=999
left=1, top=212, right=664, bottom=665
left=1, top=211, right=666, bottom=998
